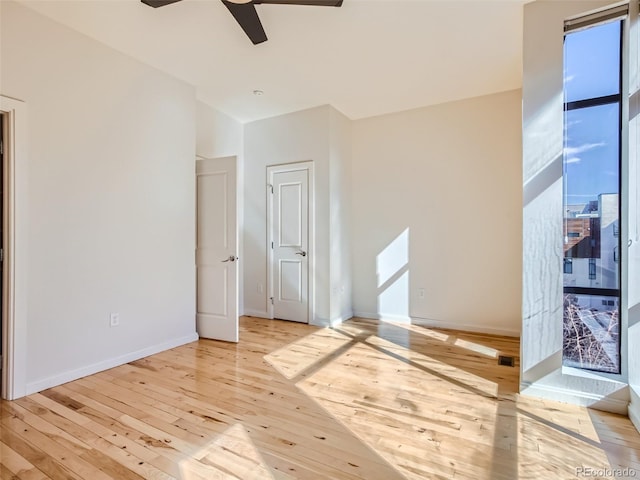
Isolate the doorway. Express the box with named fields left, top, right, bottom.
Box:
left=267, top=162, right=314, bottom=323
left=0, top=95, right=26, bottom=400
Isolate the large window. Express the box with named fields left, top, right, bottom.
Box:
left=562, top=19, right=623, bottom=374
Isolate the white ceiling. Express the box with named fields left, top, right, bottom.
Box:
left=17, top=0, right=529, bottom=123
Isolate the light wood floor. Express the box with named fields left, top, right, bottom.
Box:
left=1, top=317, right=639, bottom=480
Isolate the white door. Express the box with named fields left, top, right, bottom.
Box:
left=196, top=157, right=238, bottom=342
left=269, top=166, right=310, bottom=323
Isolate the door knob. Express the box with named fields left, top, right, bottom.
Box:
left=221, top=255, right=238, bottom=262
left=295, top=251, right=307, bottom=257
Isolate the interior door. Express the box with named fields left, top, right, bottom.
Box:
left=196, top=157, right=238, bottom=342
left=270, top=167, right=309, bottom=323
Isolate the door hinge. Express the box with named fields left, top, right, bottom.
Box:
left=0, top=248, right=3, bottom=263
left=0, top=140, right=3, bottom=156
left=270, top=296, right=274, bottom=305
left=271, top=241, right=274, bottom=249
left=267, top=183, right=273, bottom=194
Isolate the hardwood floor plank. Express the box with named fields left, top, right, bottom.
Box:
left=0, top=442, right=49, bottom=480
left=13, top=396, right=167, bottom=480
left=98, top=366, right=399, bottom=478
left=0, top=415, right=85, bottom=480
left=40, top=387, right=216, bottom=480
left=28, top=392, right=174, bottom=474
left=2, top=317, right=639, bottom=480
left=0, top=464, right=16, bottom=480
left=1, top=403, right=114, bottom=480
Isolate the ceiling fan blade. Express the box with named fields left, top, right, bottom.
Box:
left=221, top=0, right=268, bottom=45
left=141, top=0, right=183, bottom=7
left=255, top=0, right=342, bottom=5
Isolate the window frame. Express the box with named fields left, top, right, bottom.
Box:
left=564, top=258, right=574, bottom=274
left=562, top=15, right=626, bottom=375
left=588, top=257, right=598, bottom=280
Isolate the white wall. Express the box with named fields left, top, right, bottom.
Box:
left=521, top=0, right=630, bottom=413
left=243, top=105, right=352, bottom=324
left=196, top=101, right=245, bottom=314
left=196, top=102, right=243, bottom=160
left=329, top=108, right=353, bottom=321
left=351, top=91, right=522, bottom=336
left=1, top=1, right=198, bottom=394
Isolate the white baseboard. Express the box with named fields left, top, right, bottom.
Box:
left=243, top=311, right=354, bottom=328
left=629, top=387, right=640, bottom=434
left=353, top=311, right=412, bottom=323
left=353, top=311, right=410, bottom=322
left=520, top=381, right=629, bottom=415
left=352, top=311, right=520, bottom=337
left=243, top=309, right=270, bottom=319
left=311, top=312, right=353, bottom=328
left=26, top=332, right=199, bottom=395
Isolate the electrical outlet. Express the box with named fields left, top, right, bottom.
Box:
left=418, top=288, right=425, bottom=299
left=110, top=313, right=120, bottom=327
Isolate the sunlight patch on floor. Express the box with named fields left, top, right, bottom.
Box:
left=452, top=338, right=499, bottom=358
left=515, top=405, right=614, bottom=479
left=385, top=322, right=500, bottom=358
left=363, top=334, right=500, bottom=398
left=295, top=339, right=500, bottom=480
left=258, top=318, right=636, bottom=480
left=179, top=423, right=278, bottom=480
left=264, top=328, right=354, bottom=380
left=396, top=322, right=451, bottom=342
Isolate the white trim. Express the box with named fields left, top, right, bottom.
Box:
left=520, top=381, right=629, bottom=415
left=266, top=161, right=315, bottom=325
left=562, top=364, right=629, bottom=383
left=243, top=309, right=270, bottom=319
left=411, top=317, right=521, bottom=337
left=353, top=311, right=520, bottom=338
left=353, top=311, right=387, bottom=319
left=630, top=405, right=640, bottom=433
left=25, top=332, right=199, bottom=395
left=0, top=95, right=27, bottom=400
left=355, top=312, right=412, bottom=324
left=310, top=318, right=332, bottom=328
left=629, top=387, right=640, bottom=433
left=310, top=312, right=353, bottom=328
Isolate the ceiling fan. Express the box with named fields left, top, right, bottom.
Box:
left=141, top=0, right=343, bottom=45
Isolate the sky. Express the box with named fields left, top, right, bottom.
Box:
left=563, top=20, right=621, bottom=206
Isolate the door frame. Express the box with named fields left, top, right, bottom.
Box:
left=267, top=161, right=314, bottom=323
left=1, top=95, right=27, bottom=400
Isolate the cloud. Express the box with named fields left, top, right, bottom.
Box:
left=564, top=119, right=582, bottom=129
left=565, top=157, right=581, bottom=164
left=564, top=142, right=606, bottom=156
